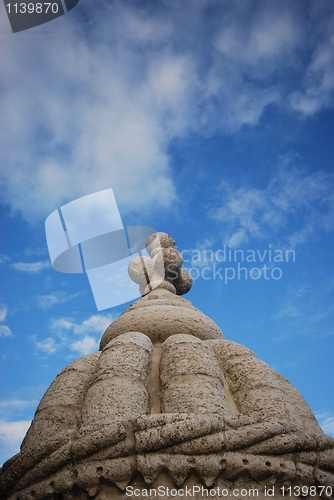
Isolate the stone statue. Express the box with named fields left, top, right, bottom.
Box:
left=1, top=233, right=333, bottom=499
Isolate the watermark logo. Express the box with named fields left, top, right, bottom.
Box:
left=181, top=246, right=295, bottom=284
left=45, top=188, right=157, bottom=311
left=4, top=0, right=80, bottom=33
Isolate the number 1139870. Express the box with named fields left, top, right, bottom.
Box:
left=281, top=485, right=332, bottom=497
left=6, top=3, right=59, bottom=14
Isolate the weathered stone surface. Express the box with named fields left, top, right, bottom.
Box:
left=135, top=413, right=224, bottom=452
left=1, top=234, right=333, bottom=500
left=129, top=233, right=192, bottom=298
left=225, top=420, right=297, bottom=451
left=276, top=371, right=324, bottom=436
left=160, top=335, right=231, bottom=415
left=173, top=269, right=192, bottom=295
left=128, top=255, right=154, bottom=286
left=129, top=288, right=194, bottom=310
left=143, top=278, right=176, bottom=295
left=81, top=332, right=152, bottom=425
left=222, top=451, right=296, bottom=482
left=152, top=247, right=183, bottom=278
left=21, top=352, right=99, bottom=450
left=7, top=465, right=74, bottom=500
left=74, top=457, right=132, bottom=492
left=72, top=421, right=127, bottom=459
left=100, top=292, right=224, bottom=349
left=209, top=339, right=305, bottom=428
left=146, top=232, right=175, bottom=257
left=161, top=335, right=224, bottom=382
left=294, top=461, right=314, bottom=486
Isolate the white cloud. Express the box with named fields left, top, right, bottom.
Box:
left=48, top=317, right=75, bottom=331
left=0, top=399, right=38, bottom=410
left=24, top=246, right=48, bottom=257
left=0, top=325, right=12, bottom=338
left=0, top=254, right=11, bottom=265
left=215, top=7, right=300, bottom=68
left=12, top=261, right=50, bottom=274
left=70, top=335, right=98, bottom=355
left=0, top=303, right=12, bottom=338
left=33, top=336, right=57, bottom=354
left=0, top=303, right=8, bottom=322
left=272, top=277, right=334, bottom=340
left=315, top=412, right=334, bottom=437
left=32, top=313, right=113, bottom=356
left=35, top=291, right=81, bottom=309
left=1, top=1, right=334, bottom=220
left=0, top=2, right=178, bottom=221
left=49, top=314, right=113, bottom=335
left=290, top=26, right=334, bottom=115
left=0, top=420, right=31, bottom=466
left=210, top=161, right=334, bottom=248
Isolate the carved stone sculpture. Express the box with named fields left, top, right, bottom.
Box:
left=1, top=233, right=333, bottom=499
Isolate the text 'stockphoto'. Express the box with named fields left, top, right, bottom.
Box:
left=1, top=1, right=334, bottom=499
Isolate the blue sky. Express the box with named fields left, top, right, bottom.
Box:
left=1, top=0, right=334, bottom=465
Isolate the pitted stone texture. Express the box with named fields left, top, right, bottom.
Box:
left=2, top=413, right=334, bottom=499
left=160, top=335, right=224, bottom=382
left=161, top=378, right=228, bottom=415
left=143, top=279, right=176, bottom=295
left=146, top=232, right=175, bottom=258
left=152, top=248, right=183, bottom=279
left=135, top=413, right=224, bottom=453
left=74, top=456, right=132, bottom=493
left=173, top=269, right=192, bottom=295
left=81, top=332, right=152, bottom=425
left=129, top=233, right=192, bottom=297
left=160, top=335, right=231, bottom=415
left=232, top=388, right=303, bottom=426
left=128, top=255, right=154, bottom=286
left=72, top=421, right=127, bottom=460
left=6, top=465, right=75, bottom=500
left=100, top=291, right=224, bottom=349
left=95, top=332, right=153, bottom=383
left=21, top=352, right=99, bottom=450
left=11, top=444, right=71, bottom=493
left=224, top=420, right=298, bottom=452
left=207, top=339, right=304, bottom=429
left=275, top=371, right=324, bottom=436
left=222, top=452, right=297, bottom=482
left=2, top=274, right=334, bottom=500
left=127, top=288, right=195, bottom=310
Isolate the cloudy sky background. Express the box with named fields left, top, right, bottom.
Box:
left=1, top=0, right=334, bottom=464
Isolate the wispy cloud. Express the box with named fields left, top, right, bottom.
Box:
left=0, top=325, right=12, bottom=338
left=315, top=412, right=334, bottom=437
left=210, top=161, right=334, bottom=248
left=0, top=254, right=11, bottom=265
left=23, top=246, right=48, bottom=257
left=12, top=261, right=50, bottom=274
left=0, top=420, right=31, bottom=466
left=33, top=336, right=58, bottom=355
left=0, top=391, right=44, bottom=465
left=35, top=291, right=82, bottom=309
left=0, top=303, right=8, bottom=322
left=272, top=277, right=334, bottom=339
left=1, top=1, right=334, bottom=220
left=32, top=313, right=113, bottom=355
left=290, top=15, right=334, bottom=116
left=49, top=314, right=113, bottom=335
left=0, top=304, right=12, bottom=338
left=70, top=335, right=98, bottom=356
left=0, top=399, right=39, bottom=410
left=0, top=255, right=50, bottom=274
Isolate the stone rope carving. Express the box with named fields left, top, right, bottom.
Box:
left=1, top=234, right=333, bottom=500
